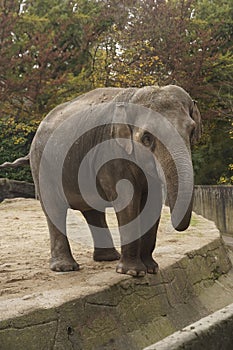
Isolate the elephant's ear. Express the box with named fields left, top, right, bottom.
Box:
left=111, top=103, right=133, bottom=155
left=190, top=101, right=202, bottom=144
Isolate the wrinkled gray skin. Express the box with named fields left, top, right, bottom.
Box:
left=1, top=85, right=201, bottom=277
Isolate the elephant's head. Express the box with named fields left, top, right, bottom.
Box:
left=111, top=85, right=202, bottom=231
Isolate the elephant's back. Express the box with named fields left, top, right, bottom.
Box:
left=29, top=87, right=141, bottom=174
left=31, top=87, right=139, bottom=146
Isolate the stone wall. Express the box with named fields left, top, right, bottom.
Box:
left=0, top=178, right=35, bottom=202
left=193, top=185, right=233, bottom=235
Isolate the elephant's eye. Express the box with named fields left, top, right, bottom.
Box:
left=141, top=133, right=153, bottom=147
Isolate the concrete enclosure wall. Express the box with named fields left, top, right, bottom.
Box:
left=144, top=302, right=233, bottom=350
left=0, top=178, right=35, bottom=202
left=193, top=185, right=233, bottom=235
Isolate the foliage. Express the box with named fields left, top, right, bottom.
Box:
left=0, top=0, right=232, bottom=185
left=92, top=0, right=233, bottom=113
left=192, top=117, right=233, bottom=185
left=91, top=0, right=233, bottom=185
left=0, top=117, right=39, bottom=181
left=192, top=118, right=233, bottom=185
left=0, top=0, right=114, bottom=119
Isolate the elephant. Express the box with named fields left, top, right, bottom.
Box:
left=0, top=85, right=201, bottom=277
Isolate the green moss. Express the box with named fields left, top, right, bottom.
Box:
left=190, top=216, right=199, bottom=227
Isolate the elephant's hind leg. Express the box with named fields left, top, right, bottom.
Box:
left=82, top=209, right=120, bottom=261
left=47, top=215, right=79, bottom=272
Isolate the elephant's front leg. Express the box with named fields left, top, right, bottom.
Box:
left=115, top=201, right=146, bottom=277
left=47, top=214, right=79, bottom=272
left=140, top=193, right=161, bottom=274
left=140, top=222, right=160, bottom=274
left=82, top=209, right=120, bottom=261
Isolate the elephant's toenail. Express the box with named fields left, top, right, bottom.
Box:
left=126, top=270, right=137, bottom=276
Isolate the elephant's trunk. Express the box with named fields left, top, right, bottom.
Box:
left=169, top=189, right=194, bottom=231
left=157, top=142, right=194, bottom=231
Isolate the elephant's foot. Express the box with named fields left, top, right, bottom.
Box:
left=116, top=259, right=146, bottom=277
left=93, top=247, right=120, bottom=261
left=50, top=256, right=80, bottom=272
left=142, top=256, right=159, bottom=274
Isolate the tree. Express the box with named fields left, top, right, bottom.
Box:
left=91, top=0, right=233, bottom=184
left=0, top=0, right=115, bottom=120
left=0, top=0, right=116, bottom=181
left=0, top=0, right=232, bottom=184
left=193, top=118, right=233, bottom=184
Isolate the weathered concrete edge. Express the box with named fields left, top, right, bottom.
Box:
left=0, top=237, right=232, bottom=350
left=144, top=302, right=233, bottom=350
left=0, top=237, right=229, bottom=322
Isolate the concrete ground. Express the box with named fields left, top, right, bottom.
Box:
left=0, top=198, right=233, bottom=350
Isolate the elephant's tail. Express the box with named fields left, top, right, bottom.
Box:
left=0, top=154, right=30, bottom=169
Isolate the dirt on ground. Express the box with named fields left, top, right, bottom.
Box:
left=0, top=198, right=115, bottom=300
left=0, top=198, right=220, bottom=301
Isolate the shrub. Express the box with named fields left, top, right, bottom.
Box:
left=0, top=117, right=39, bottom=182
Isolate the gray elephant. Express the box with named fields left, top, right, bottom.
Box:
left=0, top=85, right=201, bottom=277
